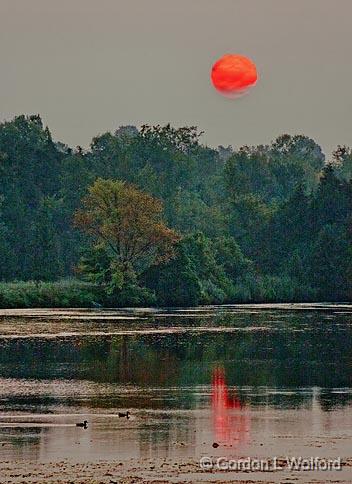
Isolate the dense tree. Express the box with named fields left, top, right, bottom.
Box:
left=144, top=241, right=202, bottom=306
left=0, top=197, right=14, bottom=279
left=311, top=164, right=351, bottom=227
left=0, top=115, right=64, bottom=279
left=74, top=178, right=180, bottom=298
left=213, top=236, right=253, bottom=280
left=225, top=134, right=324, bottom=204
left=29, top=196, right=65, bottom=281
left=308, top=224, right=352, bottom=300
left=0, top=114, right=350, bottom=305
left=144, top=233, right=243, bottom=306
left=331, top=145, right=352, bottom=181
left=258, top=185, right=311, bottom=275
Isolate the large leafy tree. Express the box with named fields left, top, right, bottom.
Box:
left=74, top=178, right=180, bottom=277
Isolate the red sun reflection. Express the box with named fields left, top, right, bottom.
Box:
left=211, top=54, right=257, bottom=98
left=211, top=366, right=250, bottom=446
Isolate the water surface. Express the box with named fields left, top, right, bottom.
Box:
left=0, top=303, right=351, bottom=465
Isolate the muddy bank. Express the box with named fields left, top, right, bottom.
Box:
left=0, top=457, right=351, bottom=483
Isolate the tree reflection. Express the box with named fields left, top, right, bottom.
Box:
left=211, top=366, right=250, bottom=446
left=0, top=311, right=352, bottom=412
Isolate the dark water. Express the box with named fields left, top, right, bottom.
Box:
left=0, top=304, right=351, bottom=463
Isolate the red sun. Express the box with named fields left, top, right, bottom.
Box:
left=211, top=54, right=258, bottom=98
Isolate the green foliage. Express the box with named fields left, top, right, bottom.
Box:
left=308, top=224, right=352, bottom=300
left=144, top=239, right=203, bottom=307
left=103, top=272, right=156, bottom=307
left=227, top=193, right=273, bottom=259
left=331, top=145, right=352, bottom=181
left=258, top=185, right=311, bottom=275
left=213, top=236, right=254, bottom=280
left=0, top=115, right=350, bottom=306
left=0, top=279, right=98, bottom=308
left=225, top=134, right=324, bottom=204
left=29, top=196, right=66, bottom=280
left=311, top=164, right=351, bottom=226
left=144, top=234, right=241, bottom=306
left=77, top=246, right=156, bottom=307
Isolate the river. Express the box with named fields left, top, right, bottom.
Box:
left=0, top=303, right=351, bottom=482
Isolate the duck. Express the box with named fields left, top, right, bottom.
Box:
left=118, top=411, right=130, bottom=419
left=76, top=420, right=88, bottom=429
left=92, top=301, right=103, bottom=309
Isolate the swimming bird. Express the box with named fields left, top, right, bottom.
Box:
left=92, top=301, right=103, bottom=308
left=76, top=420, right=88, bottom=429
left=118, top=411, right=130, bottom=419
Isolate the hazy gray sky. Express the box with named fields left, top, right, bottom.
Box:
left=1, top=0, right=352, bottom=156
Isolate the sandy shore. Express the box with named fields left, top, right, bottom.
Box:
left=0, top=457, right=351, bottom=484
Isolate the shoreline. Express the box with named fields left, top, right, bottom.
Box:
left=1, top=457, right=351, bottom=483
left=0, top=301, right=351, bottom=315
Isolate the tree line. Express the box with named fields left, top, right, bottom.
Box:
left=0, top=114, right=351, bottom=306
